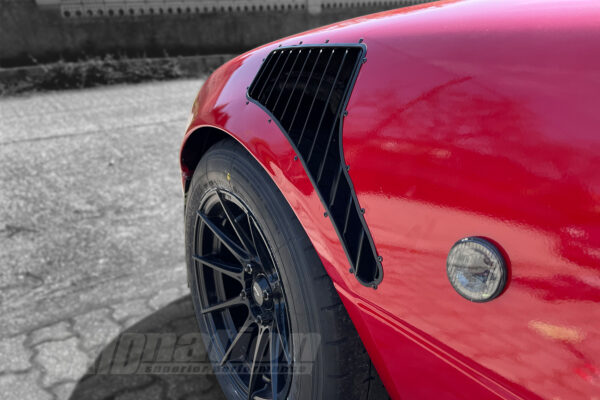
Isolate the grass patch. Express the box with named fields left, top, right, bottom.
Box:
left=0, top=55, right=190, bottom=96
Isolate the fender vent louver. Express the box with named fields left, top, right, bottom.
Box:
left=247, top=44, right=383, bottom=287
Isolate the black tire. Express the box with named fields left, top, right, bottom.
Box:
left=185, top=139, right=388, bottom=400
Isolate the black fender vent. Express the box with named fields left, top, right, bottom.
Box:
left=247, top=44, right=383, bottom=287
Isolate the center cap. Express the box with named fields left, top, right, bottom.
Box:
left=251, top=276, right=270, bottom=306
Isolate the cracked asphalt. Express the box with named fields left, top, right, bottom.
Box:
left=0, top=80, right=226, bottom=400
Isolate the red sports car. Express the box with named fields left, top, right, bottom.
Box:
left=180, top=1, right=600, bottom=399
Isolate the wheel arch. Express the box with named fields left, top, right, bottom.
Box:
left=179, top=120, right=350, bottom=289
left=180, top=126, right=233, bottom=193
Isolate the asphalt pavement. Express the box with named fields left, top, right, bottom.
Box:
left=0, top=80, right=226, bottom=400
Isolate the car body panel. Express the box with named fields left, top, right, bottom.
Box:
left=181, top=1, right=600, bottom=398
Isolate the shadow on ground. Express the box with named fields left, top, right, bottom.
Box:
left=69, top=296, right=226, bottom=400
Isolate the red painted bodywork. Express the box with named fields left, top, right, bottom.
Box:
left=180, top=1, right=600, bottom=398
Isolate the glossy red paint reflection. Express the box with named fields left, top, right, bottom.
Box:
left=181, top=1, right=600, bottom=398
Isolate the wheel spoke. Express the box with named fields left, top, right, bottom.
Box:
left=248, top=325, right=269, bottom=400
left=247, top=214, right=260, bottom=261
left=270, top=326, right=280, bottom=400
left=193, top=254, right=244, bottom=282
left=198, top=211, right=249, bottom=262
left=202, top=295, right=246, bottom=314
left=220, top=317, right=254, bottom=366
left=216, top=190, right=256, bottom=256
left=273, top=301, right=291, bottom=363
left=248, top=216, right=271, bottom=268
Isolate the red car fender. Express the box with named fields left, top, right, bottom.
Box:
left=181, top=50, right=509, bottom=400
left=181, top=1, right=600, bottom=399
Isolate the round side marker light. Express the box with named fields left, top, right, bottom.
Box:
left=446, top=237, right=507, bottom=302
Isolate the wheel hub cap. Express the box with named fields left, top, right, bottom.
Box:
left=251, top=276, right=270, bottom=307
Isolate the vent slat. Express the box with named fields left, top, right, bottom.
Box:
left=342, top=194, right=353, bottom=237
left=307, top=49, right=348, bottom=163
left=264, top=50, right=293, bottom=108
left=249, top=52, right=275, bottom=99
left=248, top=44, right=382, bottom=287
left=355, top=229, right=366, bottom=274
left=287, top=49, right=323, bottom=134
left=317, top=114, right=339, bottom=183
left=328, top=164, right=343, bottom=206
left=297, top=48, right=335, bottom=147
left=272, top=50, right=301, bottom=115
left=280, top=49, right=312, bottom=126
left=256, top=51, right=283, bottom=101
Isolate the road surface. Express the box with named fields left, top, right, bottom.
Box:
left=0, top=80, right=226, bottom=400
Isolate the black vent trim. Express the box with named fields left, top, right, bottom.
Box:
left=247, top=44, right=383, bottom=287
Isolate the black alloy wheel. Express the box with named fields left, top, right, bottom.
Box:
left=192, top=188, right=293, bottom=399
